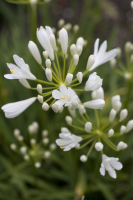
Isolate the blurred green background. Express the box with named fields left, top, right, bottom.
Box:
left=0, top=0, right=133, bottom=199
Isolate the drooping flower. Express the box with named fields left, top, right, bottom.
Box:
left=56, top=131, right=82, bottom=151
left=1, top=97, right=36, bottom=118
left=90, top=38, right=117, bottom=71
left=52, top=85, right=78, bottom=107
left=100, top=154, right=123, bottom=178
left=4, top=55, right=36, bottom=80
left=85, top=72, right=103, bottom=91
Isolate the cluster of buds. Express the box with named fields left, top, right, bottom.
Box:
left=56, top=90, right=133, bottom=178
left=10, top=122, right=56, bottom=168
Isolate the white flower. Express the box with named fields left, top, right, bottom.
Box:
left=4, top=55, right=36, bottom=80
left=85, top=72, right=103, bottom=91
left=37, top=26, right=54, bottom=60
left=56, top=132, right=82, bottom=151
left=91, top=87, right=104, bottom=100
left=100, top=154, right=123, bottom=179
left=28, top=41, right=42, bottom=64
left=117, top=141, right=128, bottom=151
left=1, top=97, right=36, bottom=118
left=90, top=38, right=117, bottom=71
left=83, top=99, right=105, bottom=109
left=52, top=85, right=78, bottom=107
left=59, top=28, right=68, bottom=54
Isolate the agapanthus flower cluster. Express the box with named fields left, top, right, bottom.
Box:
left=2, top=23, right=117, bottom=118
left=10, top=121, right=56, bottom=168
left=56, top=89, right=133, bottom=178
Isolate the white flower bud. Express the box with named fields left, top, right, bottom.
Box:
left=32, top=122, right=39, bottom=132
left=19, top=79, right=31, bottom=89
left=119, top=109, right=128, bottom=122
left=50, top=143, right=56, bottom=151
left=117, top=47, right=122, bottom=58
left=24, top=154, right=30, bottom=161
left=113, top=101, right=122, bottom=113
left=77, top=72, right=83, bottom=83
left=85, top=72, right=102, bottom=91
left=30, top=0, right=37, bottom=5
left=70, top=44, right=77, bottom=56
left=17, top=135, right=24, bottom=141
left=109, top=109, right=117, bottom=122
left=42, top=102, right=49, bottom=111
left=125, top=41, right=133, bottom=53
left=30, top=139, right=36, bottom=145
left=58, top=19, right=65, bottom=28
left=42, top=130, right=48, bottom=137
left=111, top=95, right=120, bottom=108
left=20, top=146, right=27, bottom=154
left=59, top=28, right=68, bottom=54
left=131, top=1, right=133, bottom=9
left=110, top=58, right=116, bottom=68
left=73, top=54, right=79, bottom=66
left=70, top=100, right=79, bottom=110
left=44, top=151, right=51, bottom=159
left=28, top=41, right=42, bottom=64
left=86, top=55, right=95, bottom=70
left=77, top=45, right=83, bottom=56
left=13, top=129, right=20, bottom=137
left=65, top=116, right=72, bottom=125
left=76, top=37, right=84, bottom=47
left=126, top=120, right=133, bottom=133
left=38, top=95, right=43, bottom=103
left=28, top=125, right=34, bottom=134
left=75, top=143, right=80, bottom=149
left=120, top=125, right=126, bottom=135
left=95, top=142, right=103, bottom=151
left=61, top=127, right=70, bottom=133
left=117, top=141, right=128, bottom=151
left=79, top=105, right=85, bottom=115
left=68, top=107, right=76, bottom=118
left=45, top=68, right=52, bottom=82
left=45, top=59, right=51, bottom=68
left=35, top=162, right=41, bottom=168
left=85, top=122, right=92, bottom=133
left=52, top=103, right=58, bottom=113
left=50, top=34, right=57, bottom=50
left=37, top=84, right=42, bottom=94
left=66, top=73, right=73, bottom=85
left=108, top=129, right=114, bottom=137
left=10, top=143, right=17, bottom=151
left=42, top=138, right=49, bottom=145
left=91, top=87, right=104, bottom=100
left=80, top=155, right=87, bottom=162
left=63, top=23, right=72, bottom=31
left=58, top=105, right=64, bottom=113
left=124, top=72, right=132, bottom=80
left=43, top=51, right=49, bottom=59
left=73, top=25, right=79, bottom=33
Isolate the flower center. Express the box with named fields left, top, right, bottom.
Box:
left=60, top=95, right=71, bottom=102
left=10, top=67, right=14, bottom=74
left=106, top=168, right=114, bottom=172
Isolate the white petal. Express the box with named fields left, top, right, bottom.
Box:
left=110, top=161, right=123, bottom=170
left=94, top=38, right=99, bottom=56
left=60, top=85, right=68, bottom=95
left=4, top=74, right=14, bottom=79
left=83, top=99, right=105, bottom=109
left=100, top=166, right=105, bottom=176
left=13, top=55, right=26, bottom=69
left=108, top=169, right=116, bottom=179
left=52, top=90, right=62, bottom=99
left=19, top=79, right=31, bottom=89
left=55, top=100, right=65, bottom=106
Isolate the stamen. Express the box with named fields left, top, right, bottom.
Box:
left=10, top=67, right=14, bottom=74
left=59, top=141, right=66, bottom=149
left=106, top=168, right=114, bottom=172
left=60, top=94, right=66, bottom=100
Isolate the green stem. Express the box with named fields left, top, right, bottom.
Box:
left=80, top=137, right=95, bottom=149
left=36, top=79, right=58, bottom=87
left=86, top=138, right=97, bottom=157
left=70, top=124, right=86, bottom=132
left=31, top=4, right=37, bottom=43
left=63, top=55, right=66, bottom=81
left=55, top=52, right=62, bottom=81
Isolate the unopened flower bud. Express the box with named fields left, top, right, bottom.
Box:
left=110, top=58, right=116, bottom=68
left=28, top=41, right=42, bottom=64
left=85, top=122, right=92, bottom=133
left=65, top=116, right=72, bottom=125
left=125, top=41, right=133, bottom=53
left=77, top=45, right=83, bottom=56
left=66, top=73, right=73, bottom=85
left=30, top=0, right=37, bottom=5
left=75, top=143, right=80, bottom=149
left=113, top=101, right=122, bottom=113
left=73, top=25, right=79, bottom=33
left=119, top=109, right=128, bottom=122
left=44, top=151, right=51, bottom=159
left=70, top=44, right=76, bottom=56
left=38, top=95, right=43, bottom=103
left=43, top=51, right=49, bottom=59
left=73, top=54, right=79, bottom=66
left=45, top=68, right=52, bottom=82
left=58, top=105, right=64, bottom=113
left=32, top=122, right=39, bottom=132
left=79, top=105, right=85, bottom=115
left=77, top=72, right=83, bottom=83
left=43, top=138, right=49, bottom=145
left=117, top=47, right=122, bottom=58
left=117, top=141, right=128, bottom=151
left=58, top=19, right=65, bottom=28
left=50, top=143, right=56, bottom=151
left=95, top=142, right=103, bottom=151
left=63, top=23, right=72, bottom=31
left=35, top=162, right=41, bottom=168
left=52, top=103, right=58, bottom=113
left=42, top=102, right=49, bottom=111
left=76, top=37, right=84, bottom=47
left=45, top=59, right=51, bottom=68
left=108, top=129, right=114, bottom=137
left=126, top=120, right=133, bottom=133
left=19, top=79, right=31, bottom=89
left=86, top=55, right=95, bottom=70
left=80, top=155, right=87, bottom=162
left=17, top=135, right=24, bottom=141
left=120, top=125, right=126, bottom=135
left=109, top=109, right=117, bottom=122
left=13, top=129, right=20, bottom=137
left=42, top=130, right=48, bottom=137
left=50, top=34, right=57, bottom=50
left=20, top=146, right=27, bottom=154
left=91, top=87, right=104, bottom=100
left=111, top=95, right=120, bottom=108
left=124, top=72, right=131, bottom=80
left=61, top=127, right=70, bottom=133
left=10, top=143, right=17, bottom=151
left=30, top=139, right=36, bottom=145
left=24, top=154, right=30, bottom=161
left=37, top=84, right=42, bottom=94
left=70, top=100, right=79, bottom=110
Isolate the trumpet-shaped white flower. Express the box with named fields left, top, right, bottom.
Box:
left=100, top=154, right=123, bottom=179
left=2, top=97, right=36, bottom=118
left=56, top=132, right=82, bottom=151
left=52, top=85, right=78, bottom=107
left=59, top=28, right=68, bottom=54
left=37, top=26, right=54, bottom=60
left=4, top=55, right=36, bottom=80
left=83, top=99, right=105, bottom=109
left=85, top=72, right=103, bottom=91
left=90, top=38, right=117, bottom=71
